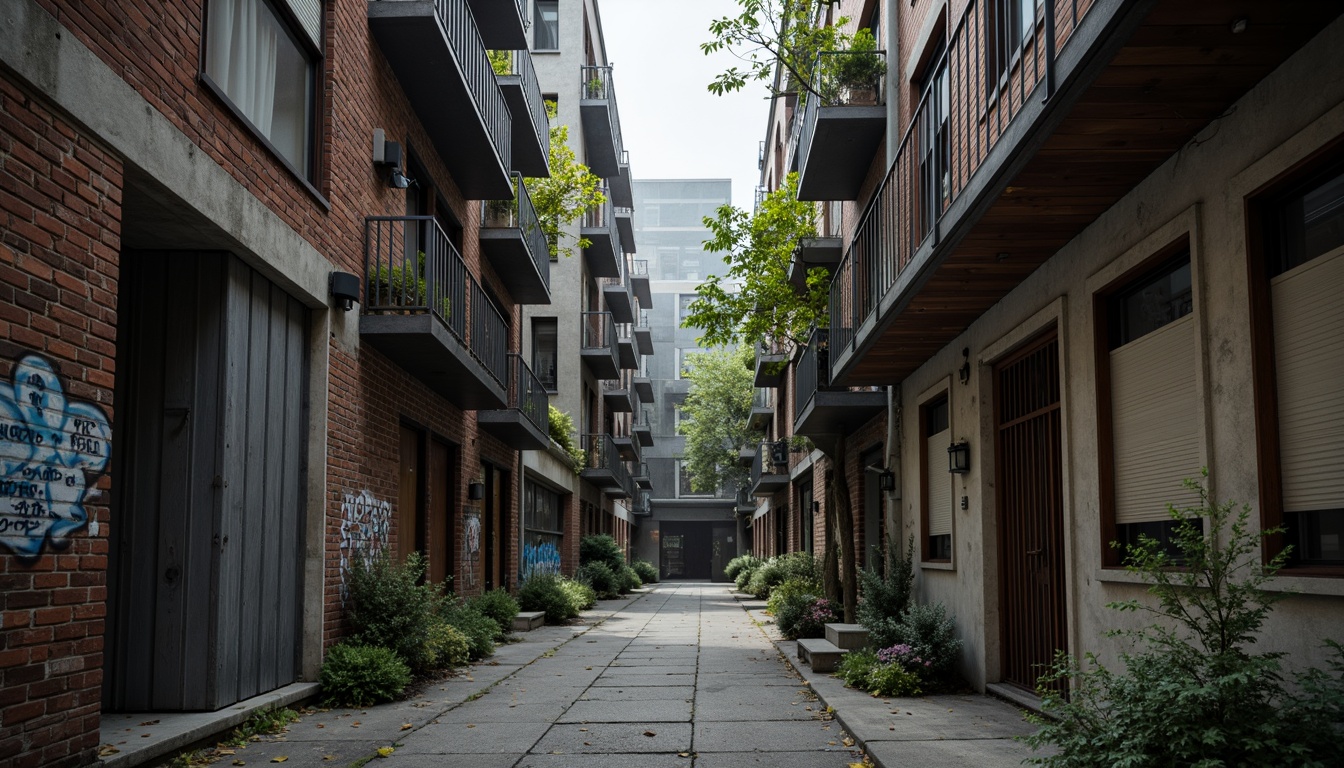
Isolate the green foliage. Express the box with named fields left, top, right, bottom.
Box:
left=677, top=346, right=757, bottom=493
left=487, top=49, right=513, bottom=76
left=1024, top=473, right=1344, bottom=767
left=439, top=600, right=498, bottom=660
left=577, top=561, right=620, bottom=599
left=867, top=659, right=923, bottom=697
left=837, top=647, right=879, bottom=689
left=425, top=621, right=471, bottom=669
left=857, top=535, right=915, bottom=645
left=747, top=552, right=821, bottom=600
left=820, top=28, right=884, bottom=102
left=631, top=559, right=659, bottom=583
left=548, top=405, right=586, bottom=471
left=618, top=565, right=643, bottom=593
left=561, top=576, right=598, bottom=611
left=888, top=602, right=962, bottom=684
left=344, top=552, right=444, bottom=675
left=465, top=588, right=520, bottom=635
left=518, top=573, right=596, bottom=623
left=725, top=554, right=763, bottom=581
left=580, top=534, right=626, bottom=572
left=221, top=707, right=300, bottom=748
left=768, top=579, right=834, bottom=640
left=685, top=174, right=823, bottom=350
left=702, top=0, right=857, bottom=102
left=319, top=644, right=411, bottom=708
left=369, top=252, right=451, bottom=317
left=524, top=107, right=605, bottom=260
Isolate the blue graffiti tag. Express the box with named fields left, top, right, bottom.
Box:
left=522, top=540, right=562, bottom=580
left=0, top=354, right=110, bottom=562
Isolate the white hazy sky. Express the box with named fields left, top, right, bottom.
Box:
left=597, top=0, right=771, bottom=212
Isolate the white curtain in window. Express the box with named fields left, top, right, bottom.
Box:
left=207, top=0, right=279, bottom=137
left=927, top=427, right=952, bottom=537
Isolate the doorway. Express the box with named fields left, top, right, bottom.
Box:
left=481, top=462, right=507, bottom=591
left=994, top=331, right=1067, bottom=691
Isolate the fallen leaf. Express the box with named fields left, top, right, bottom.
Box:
left=583, top=742, right=592, bottom=746
left=678, top=752, right=691, bottom=758
left=400, top=723, right=412, bottom=731
left=466, top=724, right=476, bottom=729
left=850, top=763, right=867, bottom=768
left=97, top=746, right=120, bottom=757
left=316, top=724, right=325, bottom=729
left=233, top=761, right=246, bottom=767
left=218, top=749, right=236, bottom=755
left=828, top=741, right=838, bottom=746
left=139, top=720, right=160, bottom=727
left=643, top=730, right=656, bottom=737
left=351, top=722, right=361, bottom=728
left=578, top=728, right=588, bottom=732
left=376, top=746, right=395, bottom=758
left=323, top=756, right=336, bottom=762
left=271, top=759, right=288, bottom=764
left=842, top=737, right=855, bottom=747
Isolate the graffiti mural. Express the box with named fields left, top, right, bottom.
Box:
left=522, top=540, right=562, bottom=580
left=338, top=489, right=391, bottom=600
left=461, top=508, right=481, bottom=589
left=0, top=354, right=111, bottom=563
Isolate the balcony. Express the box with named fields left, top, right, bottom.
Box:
left=612, top=433, right=640, bottom=462
left=368, top=0, right=511, bottom=199
left=581, top=433, right=632, bottom=499
left=580, top=65, right=624, bottom=177
left=787, top=237, right=844, bottom=290
left=796, top=48, right=887, bottom=201
left=467, top=0, right=527, bottom=49
left=735, top=486, right=756, bottom=516
left=736, top=446, right=755, bottom=469
left=633, top=375, right=654, bottom=403
left=580, top=311, right=619, bottom=380
left=478, top=354, right=549, bottom=450
left=632, top=411, right=653, bottom=448
left=631, top=464, right=652, bottom=491
left=612, top=150, right=634, bottom=208
left=630, top=260, right=652, bottom=306
left=582, top=191, right=621, bottom=278
left=794, top=327, right=885, bottom=437
left=361, top=216, right=507, bottom=409
left=830, top=0, right=1343, bottom=386
left=493, top=49, right=550, bottom=177
left=747, top=388, right=774, bottom=432
left=754, top=339, right=787, bottom=387
left=602, top=378, right=634, bottom=413
left=633, top=307, right=653, bottom=356
left=749, top=440, right=789, bottom=497
left=616, top=323, right=639, bottom=370
left=479, top=174, right=550, bottom=304
left=615, top=207, right=636, bottom=253
left=601, top=255, right=634, bottom=323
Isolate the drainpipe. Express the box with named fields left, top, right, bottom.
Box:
left=885, top=384, right=902, bottom=559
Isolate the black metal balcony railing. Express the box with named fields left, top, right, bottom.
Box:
left=630, top=259, right=648, bottom=281
left=481, top=172, right=549, bottom=286
left=508, top=353, right=548, bottom=436
left=750, top=440, right=788, bottom=490
left=495, top=48, right=549, bottom=162
left=753, top=185, right=769, bottom=212
left=583, top=188, right=613, bottom=230
left=433, top=0, right=511, bottom=172
left=364, top=215, right=507, bottom=386
left=581, top=432, right=632, bottom=494
left=830, top=0, right=1086, bottom=367
left=581, top=311, right=617, bottom=355
left=796, top=48, right=888, bottom=182
left=795, top=326, right=828, bottom=424
left=581, top=65, right=624, bottom=156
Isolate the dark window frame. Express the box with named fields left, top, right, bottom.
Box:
left=920, top=392, right=952, bottom=563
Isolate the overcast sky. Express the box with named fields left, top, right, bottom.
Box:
left=598, top=0, right=771, bottom=212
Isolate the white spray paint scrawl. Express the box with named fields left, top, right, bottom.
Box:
left=338, top=489, right=391, bottom=600
left=0, top=354, right=111, bottom=562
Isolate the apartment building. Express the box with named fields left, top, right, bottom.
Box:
left=0, top=0, right=594, bottom=764
left=523, top=0, right=649, bottom=563
left=751, top=0, right=1344, bottom=697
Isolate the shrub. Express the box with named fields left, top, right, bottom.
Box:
left=560, top=577, right=597, bottom=611
left=631, top=559, right=659, bottom=584
left=439, top=600, right=497, bottom=660
left=867, top=659, right=923, bottom=697
left=889, top=602, right=962, bottom=684
left=724, top=555, right=762, bottom=582
left=517, top=573, right=577, bottom=624
left=319, top=644, right=410, bottom=708
left=618, top=565, right=643, bottom=593
left=1023, top=473, right=1344, bottom=767
left=548, top=405, right=586, bottom=471
left=858, top=535, right=914, bottom=633
left=345, top=552, right=443, bottom=674
left=577, top=561, right=620, bottom=599
left=579, top=534, right=626, bottom=572
left=837, top=647, right=879, bottom=690
left=768, top=580, right=835, bottom=640
left=425, top=621, right=470, bottom=668
left=748, top=552, right=820, bottom=600
left=466, top=588, right=520, bottom=635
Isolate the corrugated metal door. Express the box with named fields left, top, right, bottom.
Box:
left=106, top=252, right=307, bottom=711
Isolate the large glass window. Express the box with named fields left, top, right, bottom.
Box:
left=205, top=0, right=316, bottom=178
left=990, top=0, right=1038, bottom=87
left=522, top=480, right=564, bottom=579
left=532, top=318, right=558, bottom=391
left=922, top=395, right=952, bottom=561
left=534, top=0, right=559, bottom=50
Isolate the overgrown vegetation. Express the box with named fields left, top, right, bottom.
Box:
left=344, top=552, right=443, bottom=675
left=1024, top=473, right=1344, bottom=767
left=439, top=599, right=498, bottom=660
left=677, top=345, right=757, bottom=494
left=517, top=572, right=597, bottom=624
left=578, top=534, right=642, bottom=598
left=465, top=588, right=520, bottom=636
left=768, top=579, right=836, bottom=640
left=744, top=551, right=821, bottom=600
left=319, top=644, right=411, bottom=708
left=726, top=554, right=766, bottom=591
left=856, top=535, right=914, bottom=646
left=631, top=559, right=659, bottom=584
left=548, top=405, right=586, bottom=471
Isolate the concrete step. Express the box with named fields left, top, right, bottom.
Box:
left=796, top=637, right=847, bottom=673
left=824, top=622, right=869, bottom=651
left=512, top=610, right=546, bottom=632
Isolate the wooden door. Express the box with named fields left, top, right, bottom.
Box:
left=483, top=463, right=505, bottom=591
left=428, top=441, right=453, bottom=585
left=995, top=331, right=1067, bottom=691
left=398, top=426, right=423, bottom=562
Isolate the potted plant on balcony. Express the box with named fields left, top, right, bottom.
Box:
left=831, top=29, right=884, bottom=106
left=369, top=250, right=451, bottom=318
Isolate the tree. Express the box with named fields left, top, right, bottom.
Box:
left=524, top=102, right=606, bottom=260
left=677, top=346, right=758, bottom=495
left=701, top=0, right=856, bottom=102
left=683, top=173, right=825, bottom=353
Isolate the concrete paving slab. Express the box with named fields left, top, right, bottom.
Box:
left=693, top=719, right=853, bottom=753
left=531, top=721, right=694, bottom=754
left=395, top=721, right=552, bottom=754
left=591, top=673, right=697, bottom=687
left=846, top=694, right=1035, bottom=742
left=866, top=737, right=1042, bottom=767
left=382, top=753, right=523, bottom=768
left=692, top=697, right=822, bottom=722
left=557, top=698, right=693, bottom=723
left=577, top=686, right=696, bottom=702
left=482, top=682, right=591, bottom=704
left=598, top=664, right=699, bottom=675
left=694, top=750, right=863, bottom=767
left=434, top=701, right=571, bottom=723
left=515, top=754, right=689, bottom=768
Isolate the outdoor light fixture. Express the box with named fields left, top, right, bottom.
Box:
left=329, top=271, right=360, bottom=311
left=948, top=440, right=971, bottom=475
left=1230, top=17, right=1248, bottom=34
left=879, top=469, right=896, bottom=492
left=811, top=500, right=820, bottom=516
left=468, top=481, right=485, bottom=500
left=373, top=128, right=415, bottom=189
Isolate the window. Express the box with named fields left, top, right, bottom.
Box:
left=1098, top=248, right=1201, bottom=563
left=916, top=46, right=949, bottom=240
left=990, top=0, right=1038, bottom=87
left=204, top=0, right=318, bottom=180
left=532, top=318, right=558, bottom=390
left=677, top=348, right=705, bottom=379
left=522, top=480, right=564, bottom=579
left=921, top=394, right=953, bottom=561
left=1252, top=157, right=1344, bottom=569
left=678, top=294, right=696, bottom=323
left=534, top=0, right=559, bottom=50
left=677, top=460, right=714, bottom=498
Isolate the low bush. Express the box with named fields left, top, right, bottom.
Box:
left=466, top=588, right=520, bottom=635
left=748, top=552, right=820, bottom=600
left=560, top=577, right=597, bottom=611
left=425, top=621, right=470, bottom=668
left=889, top=602, right=962, bottom=684
left=724, top=555, right=762, bottom=582
left=837, top=647, right=878, bottom=690
left=631, top=559, right=659, bottom=584
left=579, top=534, right=626, bottom=573
left=344, top=552, right=443, bottom=674
left=518, top=573, right=577, bottom=624
left=439, top=601, right=497, bottom=659
left=319, top=644, right=410, bottom=708
left=834, top=644, right=922, bottom=698
left=577, top=561, right=620, bottom=599
left=858, top=535, right=914, bottom=635
left=768, top=580, right=835, bottom=640
left=867, top=658, right=923, bottom=697
left=618, top=565, right=643, bottom=593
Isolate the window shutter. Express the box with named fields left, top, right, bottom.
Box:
left=282, top=0, right=323, bottom=49
left=1273, top=247, right=1344, bottom=512
left=927, top=427, right=952, bottom=536
left=1110, top=314, right=1200, bottom=523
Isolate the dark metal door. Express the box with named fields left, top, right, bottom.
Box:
left=995, top=331, right=1066, bottom=692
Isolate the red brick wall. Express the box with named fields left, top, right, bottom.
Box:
left=0, top=76, right=121, bottom=768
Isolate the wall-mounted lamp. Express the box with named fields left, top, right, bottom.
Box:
left=878, top=469, right=896, bottom=492
left=958, top=347, right=971, bottom=385
left=467, top=481, right=485, bottom=501
left=330, top=271, right=361, bottom=311
left=373, top=128, right=415, bottom=189
left=948, top=440, right=971, bottom=475
left=811, top=500, right=820, bottom=516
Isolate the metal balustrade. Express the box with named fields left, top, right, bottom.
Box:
left=496, top=48, right=549, bottom=165
left=509, top=353, right=548, bottom=436
left=432, top=0, right=512, bottom=172
left=480, top=173, right=550, bottom=292
left=581, top=65, right=624, bottom=157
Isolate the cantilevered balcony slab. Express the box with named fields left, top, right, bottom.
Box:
left=603, top=382, right=634, bottom=413
left=754, top=342, right=787, bottom=388
left=495, top=50, right=550, bottom=177
left=633, top=376, right=654, bottom=403
left=736, top=446, right=755, bottom=469
left=788, top=237, right=844, bottom=290
left=615, top=208, right=636, bottom=253
left=617, top=335, right=639, bottom=370
left=581, top=433, right=631, bottom=498
left=480, top=175, right=550, bottom=304
left=749, top=441, right=789, bottom=497
left=611, top=152, right=634, bottom=207
left=632, top=462, right=652, bottom=490
left=630, top=260, right=651, bottom=306
left=633, top=420, right=653, bottom=448
left=478, top=355, right=549, bottom=450
left=795, top=388, right=886, bottom=438
left=747, top=405, right=774, bottom=432
left=467, top=0, right=527, bottom=49
left=580, top=66, right=623, bottom=177
left=582, top=195, right=621, bottom=278
left=361, top=315, right=506, bottom=410
left=633, top=322, right=653, bottom=356
left=612, top=435, right=639, bottom=463
left=603, top=278, right=634, bottom=324
left=796, top=105, right=886, bottom=201
left=580, top=311, right=619, bottom=380
left=368, top=0, right=511, bottom=199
